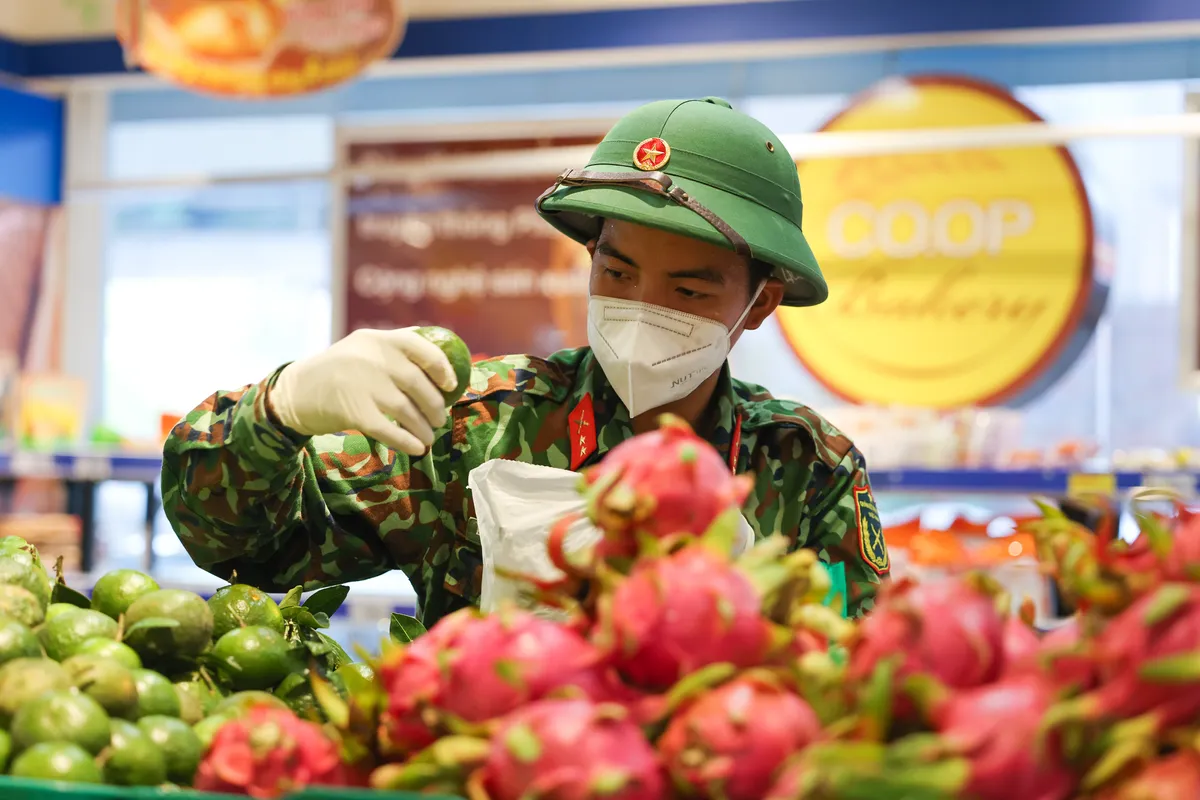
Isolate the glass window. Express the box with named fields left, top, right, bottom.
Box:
left=108, top=115, right=334, bottom=180
left=102, top=181, right=332, bottom=440
left=97, top=178, right=332, bottom=579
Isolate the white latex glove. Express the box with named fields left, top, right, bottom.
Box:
left=268, top=327, right=459, bottom=456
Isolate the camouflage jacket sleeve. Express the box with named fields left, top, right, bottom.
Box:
left=160, top=366, right=479, bottom=621
left=804, top=445, right=889, bottom=618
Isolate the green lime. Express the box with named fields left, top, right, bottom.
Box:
left=208, top=584, right=285, bottom=640
left=0, top=616, right=40, bottom=665
left=45, top=602, right=79, bottom=622
left=0, top=657, right=72, bottom=724
left=39, top=608, right=118, bottom=661
left=335, top=662, right=376, bottom=685
left=175, top=682, right=204, bottom=725
left=91, top=570, right=161, bottom=621
left=192, top=713, right=232, bottom=750
left=12, top=690, right=111, bottom=754
left=76, top=637, right=143, bottom=670
left=0, top=554, right=51, bottom=610
left=0, top=536, right=30, bottom=552
left=10, top=742, right=103, bottom=784
left=62, top=655, right=139, bottom=719
left=138, top=715, right=204, bottom=785
left=0, top=585, right=44, bottom=628
left=211, top=626, right=295, bottom=691
left=131, top=668, right=181, bottom=719
left=0, top=539, right=45, bottom=570
left=415, top=326, right=472, bottom=405
left=103, top=718, right=167, bottom=786
left=174, top=678, right=222, bottom=725
left=276, top=676, right=319, bottom=717
left=124, top=589, right=214, bottom=664
left=213, top=690, right=288, bottom=717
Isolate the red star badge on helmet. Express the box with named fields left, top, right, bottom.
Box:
left=633, top=137, right=671, bottom=171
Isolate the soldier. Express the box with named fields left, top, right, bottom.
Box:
left=162, top=97, right=890, bottom=625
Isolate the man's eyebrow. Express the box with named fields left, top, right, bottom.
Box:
left=597, top=243, right=727, bottom=285
left=668, top=267, right=727, bottom=285
left=596, top=242, right=638, bottom=268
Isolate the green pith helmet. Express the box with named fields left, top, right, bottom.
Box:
left=536, top=97, right=827, bottom=307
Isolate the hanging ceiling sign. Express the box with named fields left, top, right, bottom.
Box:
left=116, top=0, right=406, bottom=98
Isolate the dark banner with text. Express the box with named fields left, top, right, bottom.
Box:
left=341, top=137, right=598, bottom=360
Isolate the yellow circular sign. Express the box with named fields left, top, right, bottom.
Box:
left=779, top=76, right=1094, bottom=408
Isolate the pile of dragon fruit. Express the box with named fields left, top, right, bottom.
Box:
left=195, top=417, right=1200, bottom=799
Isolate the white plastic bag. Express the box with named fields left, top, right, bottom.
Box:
left=468, top=459, right=754, bottom=615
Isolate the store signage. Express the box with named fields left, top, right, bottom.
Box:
left=779, top=76, right=1100, bottom=408
left=116, top=0, right=406, bottom=98
left=339, top=135, right=601, bottom=358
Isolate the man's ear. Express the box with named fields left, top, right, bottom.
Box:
left=585, top=238, right=598, bottom=257
left=744, top=279, right=784, bottom=331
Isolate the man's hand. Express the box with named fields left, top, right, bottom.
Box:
left=268, top=328, right=459, bottom=456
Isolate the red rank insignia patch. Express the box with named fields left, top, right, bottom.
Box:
left=633, top=137, right=671, bottom=171
left=568, top=394, right=598, bottom=470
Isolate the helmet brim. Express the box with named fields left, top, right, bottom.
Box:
left=537, top=167, right=827, bottom=307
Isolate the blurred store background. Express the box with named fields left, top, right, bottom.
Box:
left=2, top=0, right=1200, bottom=647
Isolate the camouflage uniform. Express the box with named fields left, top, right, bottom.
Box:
left=163, top=347, right=888, bottom=625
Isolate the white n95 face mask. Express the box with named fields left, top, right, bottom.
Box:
left=587, top=288, right=761, bottom=418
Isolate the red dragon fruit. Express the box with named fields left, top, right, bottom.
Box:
left=763, top=741, right=968, bottom=800
left=194, top=706, right=358, bottom=798
left=657, top=672, right=822, bottom=800
left=763, top=755, right=806, bottom=800
left=1159, top=502, right=1200, bottom=582
left=1003, top=618, right=1096, bottom=691
left=478, top=699, right=665, bottom=800
left=1003, top=614, right=1041, bottom=668
left=581, top=415, right=752, bottom=559
left=918, top=674, right=1077, bottom=800
left=1094, top=751, right=1200, bottom=800
left=1027, top=501, right=1168, bottom=616
left=1048, top=583, right=1200, bottom=734
left=847, top=575, right=1005, bottom=708
left=593, top=545, right=776, bottom=692
left=377, top=606, right=612, bottom=756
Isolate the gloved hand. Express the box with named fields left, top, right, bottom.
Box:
left=268, top=328, right=459, bottom=457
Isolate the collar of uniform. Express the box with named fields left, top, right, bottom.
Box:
left=704, top=368, right=745, bottom=472
left=569, top=348, right=743, bottom=471
left=568, top=349, right=631, bottom=469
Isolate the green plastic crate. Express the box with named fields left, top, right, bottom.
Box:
left=0, top=776, right=461, bottom=799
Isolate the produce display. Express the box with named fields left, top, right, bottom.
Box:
left=0, top=535, right=365, bottom=793
left=0, top=414, right=1199, bottom=797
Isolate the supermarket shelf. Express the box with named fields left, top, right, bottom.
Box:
left=0, top=451, right=1195, bottom=496
left=0, top=449, right=162, bottom=483
left=866, top=468, right=1195, bottom=495
left=0, top=450, right=165, bottom=574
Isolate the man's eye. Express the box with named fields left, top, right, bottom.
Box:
left=603, top=268, right=628, bottom=281
left=677, top=287, right=708, bottom=299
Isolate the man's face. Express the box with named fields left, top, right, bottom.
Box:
left=587, top=219, right=784, bottom=344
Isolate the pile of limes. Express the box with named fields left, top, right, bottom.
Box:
left=0, top=535, right=372, bottom=789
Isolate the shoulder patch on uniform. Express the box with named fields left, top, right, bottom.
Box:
left=853, top=485, right=889, bottom=576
